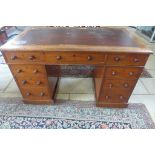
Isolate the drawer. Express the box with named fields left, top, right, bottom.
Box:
left=74, top=53, right=106, bottom=64
left=99, top=88, right=131, bottom=103
left=16, top=76, right=48, bottom=87
left=10, top=64, right=46, bottom=77
left=103, top=79, right=137, bottom=89
left=106, top=53, right=149, bottom=66
left=4, top=52, right=44, bottom=63
left=45, top=52, right=106, bottom=64
left=105, top=66, right=143, bottom=79
left=21, top=87, right=51, bottom=100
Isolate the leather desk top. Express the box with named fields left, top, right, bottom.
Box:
left=0, top=27, right=153, bottom=54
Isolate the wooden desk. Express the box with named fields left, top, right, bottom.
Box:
left=0, top=27, right=152, bottom=108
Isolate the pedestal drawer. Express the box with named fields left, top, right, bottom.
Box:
left=105, top=66, right=143, bottom=79
left=21, top=87, right=51, bottom=100
left=16, top=76, right=48, bottom=87
left=10, top=64, right=46, bottom=77
left=103, top=79, right=137, bottom=89
left=99, top=88, right=131, bottom=103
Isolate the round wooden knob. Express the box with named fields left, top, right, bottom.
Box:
left=124, top=83, right=128, bottom=88
left=40, top=92, right=45, bottom=96
left=105, top=96, right=109, bottom=99
left=114, top=57, right=120, bottom=61
left=36, top=81, right=41, bottom=85
left=33, top=69, right=38, bottom=74
left=112, top=71, right=116, bottom=76
left=87, top=56, right=92, bottom=61
left=109, top=83, right=113, bottom=88
left=11, top=56, right=17, bottom=60
left=56, top=56, right=62, bottom=60
left=29, top=55, right=35, bottom=60
left=21, top=80, right=27, bottom=85
left=16, top=69, right=22, bottom=73
left=26, top=92, right=31, bottom=96
left=134, top=58, right=139, bottom=62
left=120, top=96, right=124, bottom=100
left=129, top=72, right=134, bottom=76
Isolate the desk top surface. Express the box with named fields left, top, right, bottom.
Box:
left=0, top=27, right=152, bottom=53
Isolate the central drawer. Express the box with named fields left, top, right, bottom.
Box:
left=44, top=52, right=106, bottom=64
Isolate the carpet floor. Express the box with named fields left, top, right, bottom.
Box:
left=0, top=98, right=154, bottom=129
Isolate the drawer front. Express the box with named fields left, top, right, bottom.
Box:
left=10, top=65, right=46, bottom=77
left=106, top=54, right=149, bottom=66
left=16, top=76, right=48, bottom=87
left=45, top=52, right=106, bottom=64
left=99, top=88, right=131, bottom=103
left=105, top=67, right=143, bottom=79
left=45, top=52, right=76, bottom=64
left=74, top=53, right=105, bottom=64
left=5, top=52, right=44, bottom=63
left=103, top=79, right=137, bottom=89
left=21, top=87, right=51, bottom=100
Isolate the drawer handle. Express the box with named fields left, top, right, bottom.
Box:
left=112, top=71, right=116, bottom=76
left=124, top=83, right=129, bottom=88
left=16, top=69, right=22, bottom=73
left=56, top=56, right=62, bottom=60
left=11, top=56, right=17, bottom=60
left=22, top=80, right=27, bottom=85
left=114, top=57, right=120, bottom=61
left=105, top=96, right=110, bottom=99
left=29, top=55, right=35, bottom=60
left=26, top=92, right=31, bottom=96
left=40, top=92, right=45, bottom=96
left=33, top=69, right=38, bottom=74
left=134, top=58, right=139, bottom=62
left=129, top=72, right=134, bottom=76
left=87, top=56, right=92, bottom=61
left=120, top=96, right=124, bottom=100
left=109, top=83, right=113, bottom=88
left=36, top=81, right=41, bottom=85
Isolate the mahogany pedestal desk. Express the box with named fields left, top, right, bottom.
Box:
left=1, top=27, right=152, bottom=108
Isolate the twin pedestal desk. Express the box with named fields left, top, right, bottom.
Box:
left=1, top=27, right=152, bottom=108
